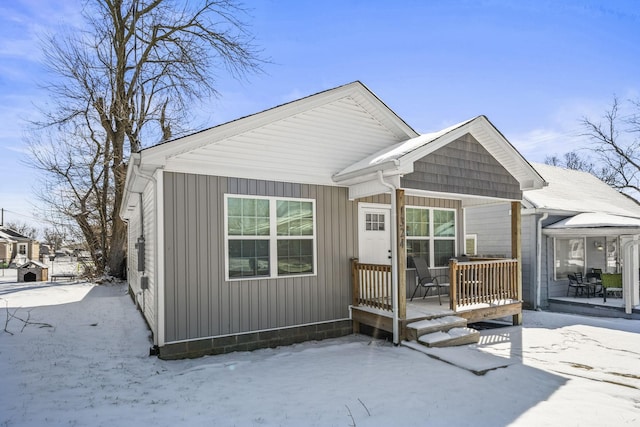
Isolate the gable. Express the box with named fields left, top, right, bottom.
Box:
left=401, top=134, right=521, bottom=200
left=137, top=82, right=417, bottom=188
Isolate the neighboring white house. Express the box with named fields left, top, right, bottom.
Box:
left=466, top=162, right=640, bottom=317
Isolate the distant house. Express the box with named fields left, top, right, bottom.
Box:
left=0, top=228, right=39, bottom=265
left=121, top=82, right=545, bottom=359
left=466, top=162, right=640, bottom=318
left=0, top=233, right=16, bottom=265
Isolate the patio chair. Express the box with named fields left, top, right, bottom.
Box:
left=567, top=274, right=587, bottom=297
left=409, top=257, right=450, bottom=305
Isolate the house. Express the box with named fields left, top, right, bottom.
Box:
left=0, top=228, right=39, bottom=266
left=0, top=233, right=16, bottom=265
left=120, top=82, right=545, bottom=359
left=466, top=162, right=640, bottom=318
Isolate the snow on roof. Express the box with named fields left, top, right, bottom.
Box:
left=18, top=260, right=48, bottom=269
left=336, top=117, right=475, bottom=176
left=546, top=212, right=640, bottom=229
left=525, top=162, right=640, bottom=218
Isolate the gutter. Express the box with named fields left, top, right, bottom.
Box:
left=332, top=159, right=401, bottom=183
left=376, top=171, right=400, bottom=345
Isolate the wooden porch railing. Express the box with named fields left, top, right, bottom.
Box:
left=449, top=258, right=519, bottom=311
left=351, top=258, right=392, bottom=311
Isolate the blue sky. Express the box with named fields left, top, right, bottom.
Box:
left=1, top=0, right=639, bottom=231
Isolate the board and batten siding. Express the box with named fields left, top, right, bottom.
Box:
left=401, top=134, right=522, bottom=200
left=126, top=181, right=157, bottom=336
left=162, top=172, right=358, bottom=343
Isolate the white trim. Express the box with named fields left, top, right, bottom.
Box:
left=156, top=170, right=165, bottom=347
left=465, top=234, right=478, bottom=255
left=223, top=194, right=317, bottom=281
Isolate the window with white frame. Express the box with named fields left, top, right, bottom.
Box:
left=554, top=237, right=584, bottom=279
left=406, top=207, right=456, bottom=267
left=225, top=195, right=316, bottom=280
left=554, top=236, right=619, bottom=279
left=18, top=244, right=27, bottom=255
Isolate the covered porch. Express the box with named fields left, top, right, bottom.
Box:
left=331, top=116, right=546, bottom=344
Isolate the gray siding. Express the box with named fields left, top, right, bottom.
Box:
left=466, top=205, right=548, bottom=308
left=163, top=173, right=358, bottom=343
left=401, top=134, right=522, bottom=200
left=465, top=204, right=512, bottom=258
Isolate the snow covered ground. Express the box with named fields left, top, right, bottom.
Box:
left=1, top=270, right=639, bottom=426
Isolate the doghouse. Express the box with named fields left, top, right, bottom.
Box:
left=17, top=260, right=49, bottom=282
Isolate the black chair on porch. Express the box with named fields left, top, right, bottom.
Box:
left=409, top=257, right=450, bottom=305
left=567, top=274, right=588, bottom=297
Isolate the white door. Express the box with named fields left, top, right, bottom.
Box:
left=358, top=204, right=391, bottom=265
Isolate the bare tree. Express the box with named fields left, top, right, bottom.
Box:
left=581, top=96, right=640, bottom=195
left=28, top=0, right=263, bottom=277
left=544, top=151, right=595, bottom=172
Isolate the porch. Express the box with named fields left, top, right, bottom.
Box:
left=548, top=295, right=640, bottom=320
left=351, top=258, right=523, bottom=341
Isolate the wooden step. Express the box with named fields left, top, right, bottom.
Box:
left=417, top=327, right=480, bottom=347
left=405, top=316, right=468, bottom=341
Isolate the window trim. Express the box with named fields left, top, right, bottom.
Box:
left=406, top=205, right=457, bottom=268
left=224, top=194, right=317, bottom=281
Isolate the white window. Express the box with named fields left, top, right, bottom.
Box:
left=18, top=243, right=27, bottom=255
left=225, top=195, right=316, bottom=280
left=406, top=207, right=456, bottom=267
left=554, top=237, right=584, bottom=279
left=465, top=234, right=477, bottom=255
left=554, top=236, right=619, bottom=279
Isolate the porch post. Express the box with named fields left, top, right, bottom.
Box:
left=511, top=201, right=522, bottom=326
left=396, top=189, right=406, bottom=321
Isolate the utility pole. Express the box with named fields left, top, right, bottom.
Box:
left=1, top=207, right=3, bottom=227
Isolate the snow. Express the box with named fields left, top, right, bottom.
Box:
left=1, top=270, right=640, bottom=426
left=525, top=163, right=640, bottom=218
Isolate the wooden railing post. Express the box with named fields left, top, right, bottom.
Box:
left=396, top=189, right=406, bottom=320
left=449, top=259, right=458, bottom=311
left=351, top=258, right=360, bottom=333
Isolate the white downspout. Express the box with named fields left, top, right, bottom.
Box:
left=377, top=171, right=399, bottom=345
left=536, top=212, right=548, bottom=310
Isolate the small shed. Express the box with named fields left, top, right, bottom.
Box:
left=17, top=260, right=49, bottom=282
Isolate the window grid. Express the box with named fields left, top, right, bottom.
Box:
left=406, top=207, right=456, bottom=268
left=226, top=195, right=316, bottom=281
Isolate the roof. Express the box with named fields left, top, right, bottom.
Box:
left=524, top=163, right=640, bottom=218
left=0, top=228, right=31, bottom=241
left=122, top=82, right=419, bottom=217
left=122, top=82, right=547, bottom=217
left=18, top=260, right=48, bottom=269
left=546, top=212, right=640, bottom=229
